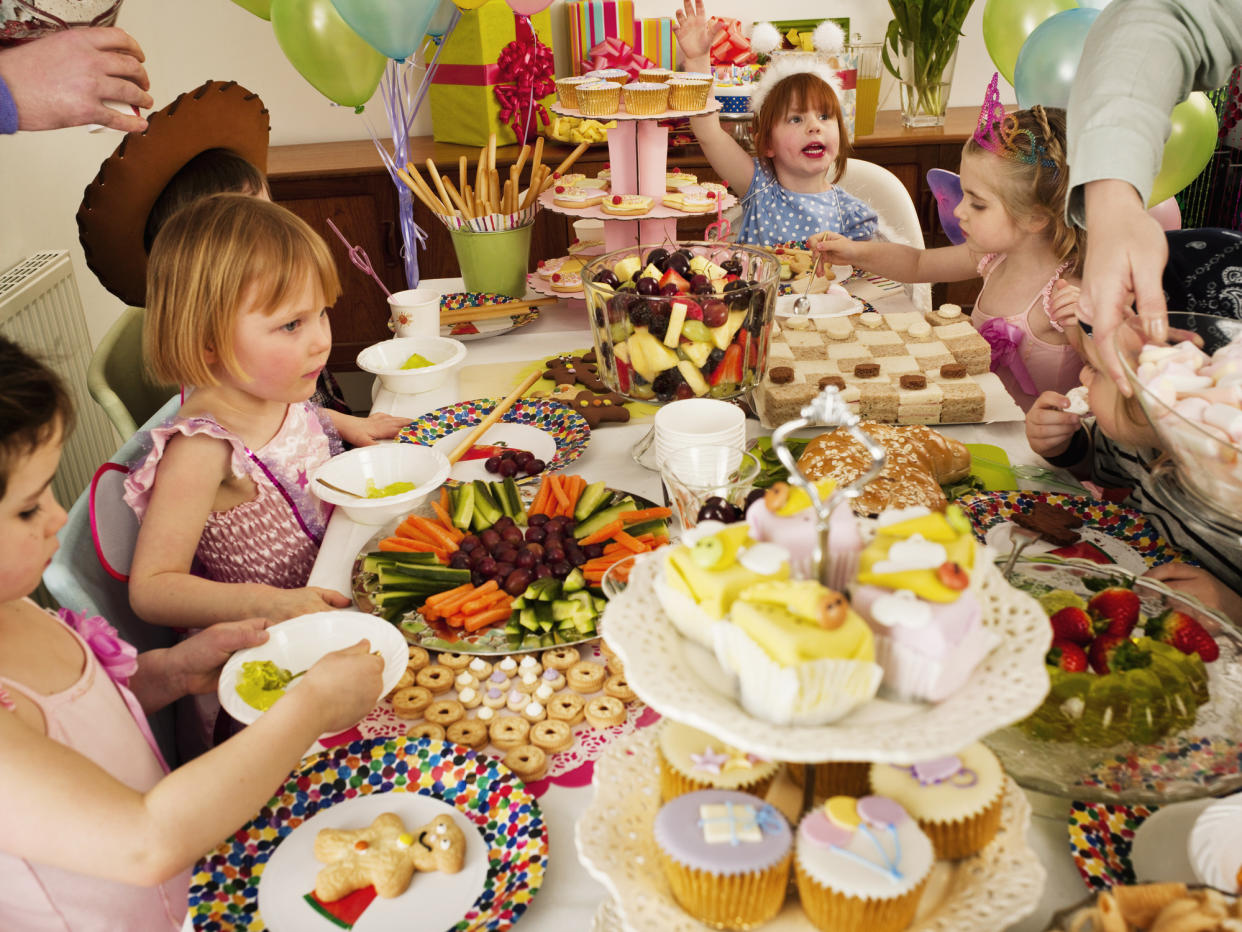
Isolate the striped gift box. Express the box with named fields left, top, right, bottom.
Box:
left=567, top=0, right=635, bottom=75
left=632, top=16, right=678, bottom=71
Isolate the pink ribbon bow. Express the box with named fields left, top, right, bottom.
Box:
left=582, top=36, right=653, bottom=81
left=709, top=17, right=756, bottom=66
left=978, top=316, right=1037, bottom=396
left=495, top=24, right=556, bottom=143
left=59, top=609, right=139, bottom=687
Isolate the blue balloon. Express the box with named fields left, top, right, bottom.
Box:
left=1013, top=7, right=1100, bottom=110
left=330, top=0, right=439, bottom=61
left=425, top=0, right=458, bottom=39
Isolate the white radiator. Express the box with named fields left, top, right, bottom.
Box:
left=0, top=251, right=118, bottom=508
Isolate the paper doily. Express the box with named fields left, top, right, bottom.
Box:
left=575, top=728, right=1046, bottom=932
left=601, top=554, right=1051, bottom=763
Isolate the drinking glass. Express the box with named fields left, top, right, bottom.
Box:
left=660, top=445, right=760, bottom=532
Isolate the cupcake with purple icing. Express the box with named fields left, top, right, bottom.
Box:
left=654, top=789, right=792, bottom=929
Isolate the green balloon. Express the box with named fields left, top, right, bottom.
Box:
left=230, top=0, right=271, bottom=19
left=271, top=0, right=386, bottom=108
left=982, top=0, right=1078, bottom=84
left=1150, top=92, right=1219, bottom=206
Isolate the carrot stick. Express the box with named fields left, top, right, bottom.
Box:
left=444, top=611, right=466, bottom=628
left=529, top=475, right=551, bottom=515
left=439, top=486, right=450, bottom=511
left=614, top=529, right=646, bottom=553
left=578, top=519, right=623, bottom=546
left=379, top=537, right=423, bottom=552
left=563, top=475, right=584, bottom=515
left=431, top=501, right=462, bottom=540
left=463, top=604, right=514, bottom=632
left=407, top=515, right=460, bottom=552
left=616, top=506, right=672, bottom=523
left=423, top=582, right=475, bottom=609
left=460, top=590, right=509, bottom=616
left=549, top=474, right=571, bottom=515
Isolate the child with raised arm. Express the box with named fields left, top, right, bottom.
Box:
left=673, top=0, right=877, bottom=247
left=813, top=74, right=1083, bottom=408
left=0, top=335, right=383, bottom=929
left=124, top=193, right=372, bottom=629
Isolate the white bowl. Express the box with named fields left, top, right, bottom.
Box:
left=218, top=610, right=408, bottom=728
left=356, top=336, right=467, bottom=395
left=310, top=443, right=450, bottom=525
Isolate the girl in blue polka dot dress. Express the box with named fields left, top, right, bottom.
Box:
left=674, top=0, right=878, bottom=247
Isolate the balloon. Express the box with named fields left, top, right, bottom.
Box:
left=982, top=0, right=1077, bottom=85
left=454, top=0, right=490, bottom=10
left=271, top=0, right=386, bottom=108
left=1150, top=92, right=1220, bottom=206
left=1149, top=197, right=1182, bottom=231
left=1013, top=7, right=1100, bottom=109
left=425, top=0, right=459, bottom=39
left=330, top=0, right=439, bottom=61
left=230, top=0, right=271, bottom=17
left=1078, top=0, right=1114, bottom=6
left=506, top=0, right=552, bottom=14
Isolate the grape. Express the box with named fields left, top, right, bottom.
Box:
left=503, top=568, right=534, bottom=595
left=549, top=561, right=573, bottom=579
left=479, top=528, right=501, bottom=550
left=544, top=545, right=566, bottom=565
left=659, top=282, right=680, bottom=296
left=500, top=449, right=518, bottom=461
left=534, top=564, right=554, bottom=579
left=467, top=548, right=490, bottom=568
left=493, top=516, right=515, bottom=530
left=493, top=562, right=514, bottom=580
left=471, top=569, right=487, bottom=586
left=548, top=515, right=572, bottom=532
left=689, top=273, right=712, bottom=295
left=475, top=557, right=498, bottom=577
left=497, top=459, right=518, bottom=478
left=527, top=513, right=549, bottom=527
left=484, top=455, right=502, bottom=473
left=501, top=526, right=524, bottom=546
left=524, top=525, right=546, bottom=543
left=745, top=487, right=767, bottom=511
left=524, top=542, right=545, bottom=561
left=515, top=451, right=535, bottom=470
left=702, top=299, right=729, bottom=328
left=494, top=545, right=518, bottom=565
left=526, top=459, right=546, bottom=475
left=458, top=534, right=480, bottom=552
left=448, top=551, right=471, bottom=569
left=564, top=542, right=585, bottom=566
left=514, top=550, right=536, bottom=569
left=583, top=543, right=604, bottom=560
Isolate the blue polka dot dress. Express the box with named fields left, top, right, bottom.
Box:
left=734, top=158, right=879, bottom=247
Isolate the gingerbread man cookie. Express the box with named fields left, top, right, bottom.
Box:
left=543, top=351, right=609, bottom=394
left=539, top=384, right=630, bottom=427
left=312, top=812, right=466, bottom=902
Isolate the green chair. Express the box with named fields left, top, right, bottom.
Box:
left=87, top=306, right=178, bottom=438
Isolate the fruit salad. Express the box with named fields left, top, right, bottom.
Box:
left=581, top=241, right=780, bottom=403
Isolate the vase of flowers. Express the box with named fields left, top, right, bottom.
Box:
left=882, top=0, right=974, bottom=127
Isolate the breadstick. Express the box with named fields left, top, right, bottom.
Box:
left=404, top=162, right=448, bottom=214
left=550, top=142, right=590, bottom=180
left=489, top=169, right=500, bottom=213
left=475, top=147, right=486, bottom=206
left=486, top=132, right=497, bottom=176
left=396, top=166, right=447, bottom=216
left=442, top=174, right=471, bottom=217
left=508, top=165, right=520, bottom=212
left=458, top=155, right=468, bottom=199
left=448, top=370, right=542, bottom=464
left=521, top=137, right=546, bottom=210
left=513, top=143, right=531, bottom=181
left=426, top=159, right=455, bottom=216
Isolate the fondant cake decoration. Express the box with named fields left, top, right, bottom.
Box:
left=804, top=795, right=909, bottom=883
left=698, top=801, right=781, bottom=845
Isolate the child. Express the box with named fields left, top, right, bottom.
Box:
left=123, top=193, right=364, bottom=630
left=0, top=334, right=382, bottom=929
left=1026, top=323, right=1242, bottom=618
left=673, top=0, right=878, bottom=247
left=813, top=74, right=1083, bottom=408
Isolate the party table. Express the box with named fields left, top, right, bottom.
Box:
left=300, top=277, right=1091, bottom=932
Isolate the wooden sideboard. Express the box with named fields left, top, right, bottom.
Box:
left=268, top=107, right=977, bottom=368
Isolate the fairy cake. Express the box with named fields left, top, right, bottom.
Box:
left=745, top=478, right=863, bottom=587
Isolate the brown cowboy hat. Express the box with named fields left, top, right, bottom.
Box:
left=77, top=79, right=270, bottom=308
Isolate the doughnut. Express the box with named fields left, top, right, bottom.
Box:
left=530, top=719, right=574, bottom=753
left=458, top=686, right=482, bottom=709
left=542, top=646, right=580, bottom=671
left=437, top=651, right=471, bottom=671
left=518, top=655, right=543, bottom=678
left=503, top=744, right=548, bottom=780
left=466, top=657, right=493, bottom=680
left=584, top=695, right=626, bottom=728
left=521, top=700, right=547, bottom=723
left=386, top=667, right=415, bottom=698
left=539, top=667, right=567, bottom=691
left=446, top=719, right=489, bottom=750
left=567, top=661, right=607, bottom=694
left=489, top=715, right=531, bottom=750
left=604, top=673, right=637, bottom=703
left=391, top=685, right=433, bottom=719
left=415, top=664, right=454, bottom=694
left=424, top=699, right=465, bottom=727
left=405, top=722, right=446, bottom=741
left=546, top=692, right=585, bottom=725
left=406, top=645, right=430, bottom=672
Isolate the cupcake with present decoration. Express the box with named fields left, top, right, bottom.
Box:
left=795, top=795, right=934, bottom=932
left=658, top=719, right=779, bottom=801
left=654, top=789, right=792, bottom=929
left=867, top=741, right=1005, bottom=860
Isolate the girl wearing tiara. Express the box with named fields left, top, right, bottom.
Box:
left=814, top=74, right=1083, bottom=408
left=673, top=0, right=878, bottom=247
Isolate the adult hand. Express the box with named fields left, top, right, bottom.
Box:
left=0, top=27, right=152, bottom=133
left=172, top=618, right=274, bottom=695
left=333, top=411, right=408, bottom=447
left=1026, top=391, right=1082, bottom=461
left=1079, top=179, right=1170, bottom=395
left=266, top=586, right=352, bottom=622
left=1048, top=279, right=1082, bottom=331
left=673, top=0, right=714, bottom=70
left=297, top=639, right=385, bottom=734
left=1143, top=563, right=1242, bottom=622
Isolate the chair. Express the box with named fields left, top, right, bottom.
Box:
left=43, top=395, right=183, bottom=764
left=87, top=306, right=178, bottom=439
left=1163, top=228, right=1242, bottom=320
left=838, top=158, right=933, bottom=313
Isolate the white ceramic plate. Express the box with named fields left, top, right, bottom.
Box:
left=218, top=611, right=408, bottom=727
left=1130, top=798, right=1213, bottom=884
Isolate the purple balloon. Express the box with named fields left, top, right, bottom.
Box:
left=857, top=795, right=907, bottom=829
left=912, top=755, right=962, bottom=785
left=927, top=169, right=965, bottom=245
left=801, top=811, right=854, bottom=848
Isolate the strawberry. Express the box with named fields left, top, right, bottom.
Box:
left=1087, top=634, right=1151, bottom=675
left=1048, top=606, right=1093, bottom=646
left=1085, top=579, right=1141, bottom=638
left=1146, top=608, right=1219, bottom=662
left=658, top=267, right=689, bottom=294
left=1046, top=639, right=1089, bottom=672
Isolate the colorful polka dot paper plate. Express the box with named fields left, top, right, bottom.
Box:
left=1068, top=800, right=1160, bottom=891
left=397, top=398, right=590, bottom=486
left=188, top=737, right=546, bottom=931
left=440, top=292, right=539, bottom=342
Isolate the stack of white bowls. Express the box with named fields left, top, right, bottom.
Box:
left=653, top=398, right=747, bottom=470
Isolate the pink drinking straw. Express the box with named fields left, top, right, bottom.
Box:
left=325, top=218, right=391, bottom=297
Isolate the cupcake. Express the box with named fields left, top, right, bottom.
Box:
left=555, top=75, right=589, bottom=109
left=867, top=742, right=1005, bottom=859
left=584, top=68, right=629, bottom=83
left=622, top=81, right=668, bottom=115
left=576, top=80, right=622, bottom=117
left=786, top=761, right=871, bottom=800
left=658, top=719, right=779, bottom=801
left=654, top=789, right=792, bottom=929
left=745, top=479, right=862, bottom=587
left=668, top=77, right=712, bottom=110
left=795, top=795, right=934, bottom=932
left=638, top=67, right=676, bottom=84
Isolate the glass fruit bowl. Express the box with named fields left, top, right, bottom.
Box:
left=983, top=557, right=1242, bottom=804
left=1114, top=310, right=1242, bottom=521
left=581, top=241, right=780, bottom=403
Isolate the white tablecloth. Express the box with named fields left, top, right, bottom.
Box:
left=303, top=278, right=1089, bottom=932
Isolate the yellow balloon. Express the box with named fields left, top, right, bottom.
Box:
left=825, top=796, right=861, bottom=829
left=1149, top=92, right=1220, bottom=206
left=453, top=0, right=489, bottom=10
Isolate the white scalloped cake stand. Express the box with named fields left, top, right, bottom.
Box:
left=551, top=99, right=722, bottom=121
left=602, top=553, right=1051, bottom=763
left=575, top=728, right=1046, bottom=932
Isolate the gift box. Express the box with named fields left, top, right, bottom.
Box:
left=429, top=0, right=556, bottom=148
left=633, top=17, right=678, bottom=71
left=566, top=0, right=635, bottom=75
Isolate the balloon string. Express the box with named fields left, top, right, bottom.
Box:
left=408, top=7, right=460, bottom=133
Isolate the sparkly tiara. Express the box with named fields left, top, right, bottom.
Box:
left=972, top=73, right=1056, bottom=169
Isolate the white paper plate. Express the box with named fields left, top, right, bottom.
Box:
left=775, top=284, right=864, bottom=318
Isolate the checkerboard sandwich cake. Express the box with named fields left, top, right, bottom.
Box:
left=754, top=308, right=991, bottom=427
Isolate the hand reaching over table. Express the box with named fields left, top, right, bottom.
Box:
left=329, top=410, right=409, bottom=447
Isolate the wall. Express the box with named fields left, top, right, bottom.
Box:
left=0, top=0, right=1012, bottom=348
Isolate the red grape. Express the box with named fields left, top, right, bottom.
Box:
left=484, top=456, right=502, bottom=473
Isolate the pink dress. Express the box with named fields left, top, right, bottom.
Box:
left=0, top=605, right=188, bottom=931
left=970, top=253, right=1082, bottom=407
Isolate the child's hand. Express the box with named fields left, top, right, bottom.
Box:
left=297, top=639, right=385, bottom=734
left=673, top=0, right=715, bottom=68
left=335, top=411, right=408, bottom=447
left=173, top=618, right=274, bottom=695
left=267, top=586, right=352, bottom=622
left=809, top=231, right=858, bottom=266
left=1143, top=563, right=1242, bottom=622
left=1026, top=391, right=1083, bottom=460
left=1048, top=279, right=1081, bottom=330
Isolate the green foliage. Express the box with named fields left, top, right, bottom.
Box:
left=881, top=0, right=975, bottom=110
